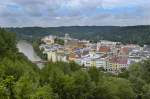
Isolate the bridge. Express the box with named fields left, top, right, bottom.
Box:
left=32, top=60, right=49, bottom=64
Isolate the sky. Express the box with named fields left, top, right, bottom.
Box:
left=0, top=0, right=150, bottom=27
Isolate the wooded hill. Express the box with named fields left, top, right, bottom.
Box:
left=6, top=25, right=150, bottom=45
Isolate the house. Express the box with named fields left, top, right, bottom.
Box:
left=106, top=56, right=129, bottom=73
left=98, top=46, right=111, bottom=54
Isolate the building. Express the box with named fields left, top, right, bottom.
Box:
left=41, top=35, right=55, bottom=45
left=47, top=50, right=68, bottom=62
left=47, top=51, right=57, bottom=62
left=106, top=56, right=129, bottom=73
left=98, top=46, right=111, bottom=54
left=97, top=40, right=120, bottom=49
left=75, top=51, right=107, bottom=68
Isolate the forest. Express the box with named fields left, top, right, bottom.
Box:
left=1, top=28, right=150, bottom=99
left=6, top=25, right=150, bottom=46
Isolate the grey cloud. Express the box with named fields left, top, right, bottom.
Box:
left=0, top=0, right=150, bottom=27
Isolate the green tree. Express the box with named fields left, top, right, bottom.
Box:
left=31, top=85, right=54, bottom=99
left=94, top=77, right=135, bottom=99
left=0, top=76, right=15, bottom=99
left=142, top=84, right=150, bottom=99
left=14, top=74, right=39, bottom=99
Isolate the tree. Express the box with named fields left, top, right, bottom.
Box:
left=88, top=67, right=101, bottom=84
left=14, top=74, right=39, bottom=99
left=94, top=77, right=135, bottom=99
left=0, top=29, right=16, bottom=58
left=0, top=76, right=15, bottom=99
left=71, top=70, right=95, bottom=99
left=142, top=84, right=150, bottom=99
left=31, top=85, right=54, bottom=99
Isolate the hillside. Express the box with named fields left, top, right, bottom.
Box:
left=1, top=28, right=150, bottom=98
left=6, top=25, right=150, bottom=45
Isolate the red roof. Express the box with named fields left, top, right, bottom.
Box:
left=118, top=58, right=128, bottom=64
left=109, top=56, right=128, bottom=64
left=121, top=47, right=129, bottom=54
left=99, top=46, right=110, bottom=53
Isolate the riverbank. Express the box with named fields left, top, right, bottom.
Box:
left=32, top=39, right=47, bottom=60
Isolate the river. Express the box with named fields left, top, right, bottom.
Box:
left=17, top=40, right=44, bottom=69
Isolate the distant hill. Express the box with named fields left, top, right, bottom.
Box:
left=6, top=25, right=150, bottom=45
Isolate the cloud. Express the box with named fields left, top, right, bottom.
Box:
left=0, top=0, right=150, bottom=27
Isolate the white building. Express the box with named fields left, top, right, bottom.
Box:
left=75, top=52, right=107, bottom=68
left=41, top=35, right=55, bottom=45
left=47, top=51, right=68, bottom=62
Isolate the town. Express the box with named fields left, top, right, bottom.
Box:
left=39, top=34, right=150, bottom=74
